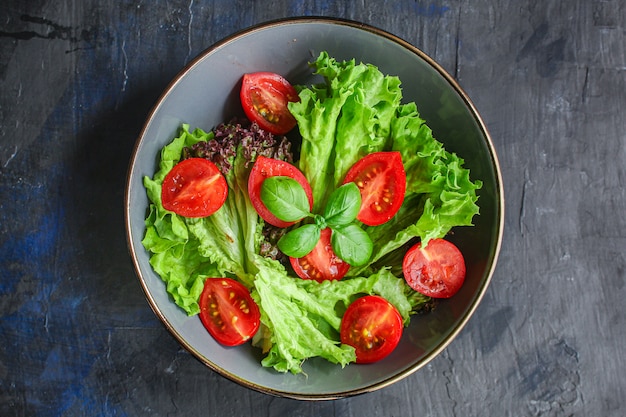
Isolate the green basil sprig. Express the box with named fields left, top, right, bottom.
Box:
left=261, top=177, right=373, bottom=266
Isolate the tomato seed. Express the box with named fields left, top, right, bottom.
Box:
left=372, top=203, right=383, bottom=212
left=239, top=300, right=250, bottom=314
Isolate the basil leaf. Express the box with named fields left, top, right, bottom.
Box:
left=324, top=182, right=362, bottom=227
left=277, top=224, right=321, bottom=258
left=261, top=176, right=311, bottom=222
left=330, top=224, right=373, bottom=267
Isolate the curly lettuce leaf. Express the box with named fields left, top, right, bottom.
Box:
left=289, top=52, right=482, bottom=277
left=250, top=256, right=429, bottom=374
left=142, top=125, right=216, bottom=315
left=184, top=142, right=263, bottom=289
left=142, top=123, right=270, bottom=313
left=349, top=103, right=482, bottom=275
left=289, top=51, right=403, bottom=211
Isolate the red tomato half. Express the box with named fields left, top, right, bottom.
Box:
left=342, top=151, right=406, bottom=226
left=161, top=158, right=228, bottom=218
left=248, top=155, right=313, bottom=228
left=198, top=278, right=261, bottom=346
left=240, top=72, right=300, bottom=135
left=290, top=228, right=350, bottom=282
left=340, top=295, right=403, bottom=364
left=402, top=238, right=466, bottom=298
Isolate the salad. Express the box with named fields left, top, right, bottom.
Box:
left=141, top=52, right=482, bottom=374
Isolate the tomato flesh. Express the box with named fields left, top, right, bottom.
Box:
left=240, top=72, right=299, bottom=135
left=402, top=238, right=466, bottom=298
left=248, top=155, right=313, bottom=228
left=340, top=295, right=403, bottom=364
left=290, top=228, right=350, bottom=282
left=198, top=278, right=261, bottom=346
left=161, top=158, right=228, bottom=218
left=342, top=151, right=406, bottom=226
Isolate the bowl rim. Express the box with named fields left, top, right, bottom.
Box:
left=124, top=16, right=505, bottom=400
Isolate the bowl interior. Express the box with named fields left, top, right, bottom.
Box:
left=126, top=18, right=503, bottom=399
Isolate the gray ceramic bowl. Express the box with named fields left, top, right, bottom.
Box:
left=125, top=17, right=504, bottom=399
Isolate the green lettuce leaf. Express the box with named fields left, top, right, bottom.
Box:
left=142, top=125, right=216, bottom=315
left=289, top=52, right=482, bottom=278
left=184, top=142, right=263, bottom=289
left=250, top=255, right=429, bottom=374
left=289, top=51, right=403, bottom=211
left=142, top=123, right=266, bottom=314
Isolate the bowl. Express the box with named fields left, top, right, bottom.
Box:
left=125, top=17, right=504, bottom=400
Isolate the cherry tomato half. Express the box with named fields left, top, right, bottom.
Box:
left=290, top=228, right=350, bottom=282
left=198, top=278, right=261, bottom=346
left=161, top=158, right=228, bottom=218
left=240, top=72, right=300, bottom=135
left=342, top=151, right=406, bottom=226
left=340, top=295, right=403, bottom=364
left=248, top=155, right=313, bottom=228
left=402, top=238, right=466, bottom=298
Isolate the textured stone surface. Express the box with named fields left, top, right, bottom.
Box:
left=1, top=1, right=624, bottom=415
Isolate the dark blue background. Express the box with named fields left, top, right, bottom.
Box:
left=1, top=1, right=625, bottom=416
